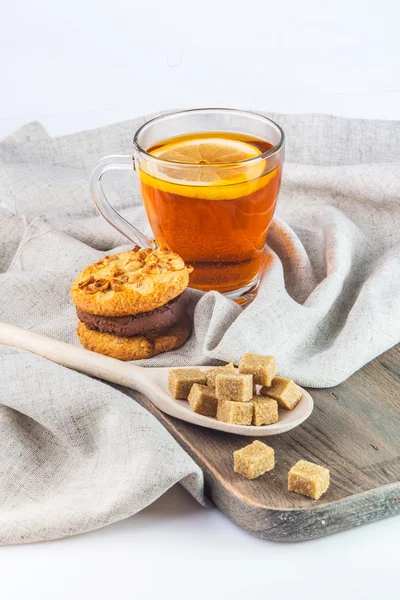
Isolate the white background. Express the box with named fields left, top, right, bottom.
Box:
left=1, top=1, right=400, bottom=598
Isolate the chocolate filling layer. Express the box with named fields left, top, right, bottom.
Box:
left=76, top=292, right=189, bottom=337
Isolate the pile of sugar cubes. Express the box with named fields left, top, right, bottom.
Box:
left=168, top=353, right=302, bottom=426
left=168, top=353, right=330, bottom=499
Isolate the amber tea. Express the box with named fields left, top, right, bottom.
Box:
left=90, top=109, right=285, bottom=303
left=138, top=132, right=282, bottom=294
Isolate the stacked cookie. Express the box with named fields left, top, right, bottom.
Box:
left=71, top=247, right=192, bottom=360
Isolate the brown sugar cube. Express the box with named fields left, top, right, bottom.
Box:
left=168, top=368, right=206, bottom=399
left=252, top=397, right=279, bottom=426
left=238, top=353, right=276, bottom=386
left=187, top=384, right=218, bottom=417
left=205, top=363, right=235, bottom=389
left=217, top=400, right=253, bottom=425
left=215, top=373, right=253, bottom=402
left=288, top=460, right=330, bottom=500
left=260, top=376, right=302, bottom=410
left=233, top=440, right=275, bottom=479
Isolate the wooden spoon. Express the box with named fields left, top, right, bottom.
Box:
left=0, top=322, right=313, bottom=436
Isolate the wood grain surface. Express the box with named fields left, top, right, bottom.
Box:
left=134, top=344, right=400, bottom=542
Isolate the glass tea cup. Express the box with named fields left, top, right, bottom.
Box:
left=90, top=108, right=285, bottom=303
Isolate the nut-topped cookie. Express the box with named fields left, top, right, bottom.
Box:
left=71, top=246, right=192, bottom=317
left=71, top=246, right=193, bottom=360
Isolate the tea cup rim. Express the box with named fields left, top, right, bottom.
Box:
left=132, top=107, right=285, bottom=168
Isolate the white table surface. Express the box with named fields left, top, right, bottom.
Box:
left=1, top=1, right=400, bottom=598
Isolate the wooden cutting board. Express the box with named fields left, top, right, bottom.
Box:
left=135, top=344, right=400, bottom=542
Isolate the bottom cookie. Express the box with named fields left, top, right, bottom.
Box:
left=77, top=314, right=192, bottom=360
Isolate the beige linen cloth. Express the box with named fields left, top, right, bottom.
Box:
left=0, top=113, right=399, bottom=544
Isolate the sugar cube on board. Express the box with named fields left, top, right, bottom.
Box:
left=288, top=460, right=330, bottom=500
left=233, top=440, right=275, bottom=479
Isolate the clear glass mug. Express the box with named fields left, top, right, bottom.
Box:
left=90, top=108, right=285, bottom=303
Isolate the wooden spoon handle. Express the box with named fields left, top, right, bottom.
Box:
left=0, top=322, right=149, bottom=392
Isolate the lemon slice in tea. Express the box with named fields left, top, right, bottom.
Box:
left=139, top=136, right=278, bottom=200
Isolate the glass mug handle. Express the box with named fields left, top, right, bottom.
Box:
left=89, top=155, right=156, bottom=249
